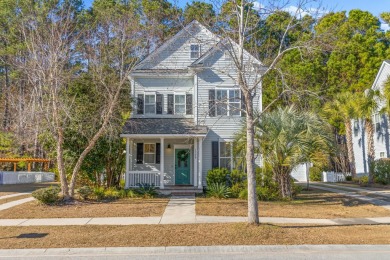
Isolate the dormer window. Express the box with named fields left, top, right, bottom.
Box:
left=190, top=44, right=200, bottom=59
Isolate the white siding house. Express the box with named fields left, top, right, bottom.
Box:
left=352, top=60, right=390, bottom=174
left=120, top=21, right=264, bottom=192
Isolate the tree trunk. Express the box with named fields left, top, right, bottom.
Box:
left=245, top=92, right=259, bottom=224
left=345, top=120, right=356, bottom=177
left=366, top=119, right=375, bottom=184
left=52, top=95, right=69, bottom=199
left=3, top=65, right=10, bottom=129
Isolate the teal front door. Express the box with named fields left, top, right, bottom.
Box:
left=175, top=149, right=191, bottom=185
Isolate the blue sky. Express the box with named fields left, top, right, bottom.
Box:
left=82, top=0, right=388, bottom=24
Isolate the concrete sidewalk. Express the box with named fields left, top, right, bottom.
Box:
left=1, top=245, right=390, bottom=259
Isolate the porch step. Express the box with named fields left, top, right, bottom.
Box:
left=158, top=186, right=203, bottom=195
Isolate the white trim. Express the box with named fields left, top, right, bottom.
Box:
left=190, top=44, right=201, bottom=60
left=160, top=138, right=165, bottom=189
left=214, top=88, right=241, bottom=117
left=143, top=143, right=156, bottom=164
left=120, top=134, right=207, bottom=138
left=194, top=74, right=198, bottom=124
left=194, top=138, right=198, bottom=187
left=219, top=140, right=233, bottom=171
left=144, top=93, right=156, bottom=115
left=198, top=138, right=203, bottom=188
left=372, top=61, right=390, bottom=90
left=173, top=144, right=192, bottom=185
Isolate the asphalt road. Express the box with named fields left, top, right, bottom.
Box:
left=1, top=245, right=390, bottom=259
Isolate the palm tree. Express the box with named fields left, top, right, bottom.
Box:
left=257, top=106, right=333, bottom=199
left=357, top=89, right=381, bottom=184
left=324, top=92, right=359, bottom=177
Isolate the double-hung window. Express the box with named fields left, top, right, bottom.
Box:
left=143, top=143, right=155, bottom=164
left=214, top=89, right=241, bottom=116
left=219, top=142, right=232, bottom=170
left=144, top=94, right=156, bottom=114
left=190, top=44, right=200, bottom=59
left=374, top=114, right=381, bottom=132
left=175, top=95, right=186, bottom=114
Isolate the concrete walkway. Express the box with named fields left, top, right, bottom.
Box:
left=0, top=193, right=31, bottom=200
left=160, top=195, right=196, bottom=224
left=0, top=197, right=35, bottom=211
left=309, top=184, right=390, bottom=210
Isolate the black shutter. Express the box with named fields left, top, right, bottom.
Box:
left=156, top=143, right=161, bottom=164
left=167, top=94, right=174, bottom=114
left=186, top=94, right=193, bottom=115
left=209, top=90, right=215, bottom=117
left=241, top=90, right=246, bottom=117
left=212, top=141, right=219, bottom=168
left=137, top=94, right=144, bottom=114
left=156, top=94, right=163, bottom=114
left=136, top=143, right=143, bottom=164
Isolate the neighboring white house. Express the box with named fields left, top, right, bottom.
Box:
left=352, top=60, right=390, bottom=174
left=120, top=21, right=264, bottom=191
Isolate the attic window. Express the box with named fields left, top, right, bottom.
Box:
left=190, top=44, right=200, bottom=59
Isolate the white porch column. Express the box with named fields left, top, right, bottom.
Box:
left=198, top=137, right=203, bottom=188
left=194, top=138, right=198, bottom=187
left=125, top=138, right=130, bottom=187
left=129, top=139, right=133, bottom=171
left=160, top=137, right=165, bottom=189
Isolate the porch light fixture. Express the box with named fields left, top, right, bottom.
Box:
left=167, top=144, right=171, bottom=149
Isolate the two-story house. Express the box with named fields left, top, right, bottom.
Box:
left=352, top=60, right=390, bottom=175
left=121, top=20, right=263, bottom=193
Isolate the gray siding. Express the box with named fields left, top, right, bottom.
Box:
left=138, top=25, right=218, bottom=70
left=352, top=61, right=390, bottom=174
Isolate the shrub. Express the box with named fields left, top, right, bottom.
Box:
left=206, top=183, right=231, bottom=199
left=238, top=188, right=248, bottom=199
left=135, top=183, right=158, bottom=198
left=230, top=169, right=246, bottom=185
left=359, top=176, right=369, bottom=186
left=77, top=186, right=93, bottom=200
left=352, top=177, right=360, bottom=183
left=206, top=168, right=230, bottom=186
left=93, top=187, right=106, bottom=200
left=292, top=181, right=303, bottom=198
left=125, top=189, right=137, bottom=198
left=32, top=186, right=60, bottom=204
left=372, top=159, right=390, bottom=185
left=257, top=186, right=280, bottom=201
left=309, top=167, right=322, bottom=181
left=104, top=188, right=121, bottom=200
left=230, top=182, right=246, bottom=198
left=346, top=176, right=353, bottom=181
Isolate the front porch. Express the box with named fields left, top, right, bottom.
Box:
left=121, top=118, right=208, bottom=192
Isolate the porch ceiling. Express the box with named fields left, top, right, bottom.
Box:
left=122, top=118, right=208, bottom=136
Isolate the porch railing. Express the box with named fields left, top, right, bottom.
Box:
left=127, top=171, right=161, bottom=188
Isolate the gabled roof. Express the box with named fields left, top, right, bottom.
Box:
left=190, top=38, right=264, bottom=68
left=372, top=60, right=390, bottom=90
left=133, top=20, right=217, bottom=71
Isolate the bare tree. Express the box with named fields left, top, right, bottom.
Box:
left=15, top=1, right=143, bottom=199
left=211, top=0, right=324, bottom=223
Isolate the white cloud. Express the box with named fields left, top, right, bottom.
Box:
left=284, top=5, right=328, bottom=18
left=381, top=23, right=390, bottom=32
left=252, top=1, right=264, bottom=11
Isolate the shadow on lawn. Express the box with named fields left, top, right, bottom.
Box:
left=0, top=233, right=48, bottom=239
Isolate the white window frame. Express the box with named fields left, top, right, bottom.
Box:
left=374, top=113, right=381, bottom=132
left=144, top=94, right=156, bottom=114
left=190, top=44, right=200, bottom=59
left=215, top=89, right=241, bottom=116
left=144, top=143, right=156, bottom=164
left=174, top=94, right=186, bottom=114
left=219, top=141, right=233, bottom=171
left=380, top=152, right=385, bottom=158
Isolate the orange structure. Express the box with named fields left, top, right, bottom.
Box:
left=0, top=158, right=50, bottom=172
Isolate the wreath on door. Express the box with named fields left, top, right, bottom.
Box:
left=177, top=150, right=189, bottom=167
